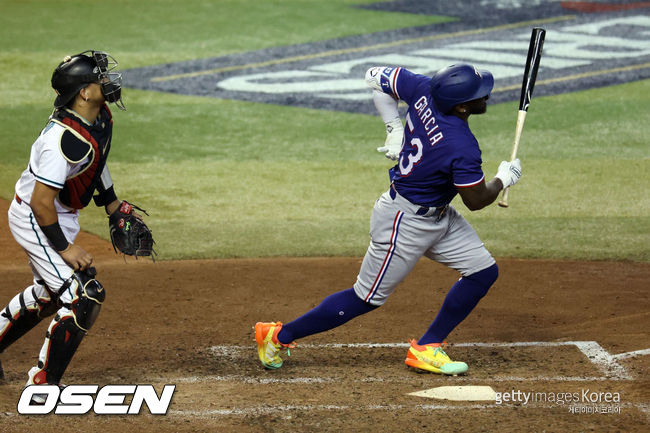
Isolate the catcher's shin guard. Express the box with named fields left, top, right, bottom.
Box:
left=0, top=281, right=58, bottom=354
left=33, top=268, right=105, bottom=384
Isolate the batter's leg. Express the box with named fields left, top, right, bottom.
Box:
left=417, top=263, right=498, bottom=344
left=277, top=288, right=377, bottom=344
left=279, top=192, right=430, bottom=344
left=353, top=192, right=434, bottom=306
left=255, top=192, right=437, bottom=369
left=420, top=206, right=498, bottom=344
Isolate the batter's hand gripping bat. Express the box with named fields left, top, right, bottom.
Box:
left=498, top=27, right=546, bottom=208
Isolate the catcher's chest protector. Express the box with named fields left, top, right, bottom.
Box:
left=52, top=105, right=113, bottom=209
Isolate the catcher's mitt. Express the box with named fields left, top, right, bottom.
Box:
left=108, top=201, right=156, bottom=259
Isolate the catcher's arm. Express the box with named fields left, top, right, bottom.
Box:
left=105, top=199, right=121, bottom=215
left=32, top=181, right=93, bottom=270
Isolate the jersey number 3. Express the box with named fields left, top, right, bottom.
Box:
left=399, top=113, right=423, bottom=176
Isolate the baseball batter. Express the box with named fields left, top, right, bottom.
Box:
left=0, top=51, right=152, bottom=395
left=256, top=63, right=522, bottom=374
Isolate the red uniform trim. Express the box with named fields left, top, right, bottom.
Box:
left=365, top=211, right=403, bottom=302
left=391, top=67, right=401, bottom=100
left=56, top=104, right=113, bottom=210
left=454, top=175, right=485, bottom=188
left=561, top=1, right=650, bottom=12
left=60, top=117, right=101, bottom=209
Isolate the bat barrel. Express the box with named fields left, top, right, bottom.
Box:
left=519, top=27, right=546, bottom=112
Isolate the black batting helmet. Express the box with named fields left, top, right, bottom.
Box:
left=51, top=50, right=125, bottom=110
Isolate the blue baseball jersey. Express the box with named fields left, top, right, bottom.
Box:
left=379, top=67, right=485, bottom=208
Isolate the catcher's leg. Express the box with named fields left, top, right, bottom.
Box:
left=0, top=279, right=58, bottom=354
left=27, top=268, right=105, bottom=386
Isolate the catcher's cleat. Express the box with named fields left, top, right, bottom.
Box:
left=254, top=322, right=296, bottom=369
left=405, top=339, right=468, bottom=375
left=25, top=366, right=65, bottom=404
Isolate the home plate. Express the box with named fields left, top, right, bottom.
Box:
left=409, top=386, right=496, bottom=401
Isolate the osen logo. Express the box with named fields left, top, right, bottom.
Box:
left=17, top=384, right=176, bottom=415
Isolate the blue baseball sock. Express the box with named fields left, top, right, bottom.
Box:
left=277, top=288, right=377, bottom=345
left=418, top=263, right=498, bottom=345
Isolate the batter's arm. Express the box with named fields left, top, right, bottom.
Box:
left=365, top=66, right=401, bottom=122
left=373, top=91, right=403, bottom=160
left=372, top=90, right=399, bottom=122
left=458, top=159, right=522, bottom=211
left=372, top=90, right=404, bottom=160
left=457, top=178, right=504, bottom=211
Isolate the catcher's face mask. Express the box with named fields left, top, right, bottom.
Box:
left=85, top=50, right=126, bottom=110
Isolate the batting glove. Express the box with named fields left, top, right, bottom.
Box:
left=377, top=118, right=404, bottom=160
left=495, top=158, right=522, bottom=189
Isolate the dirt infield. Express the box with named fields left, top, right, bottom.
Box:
left=0, top=198, right=648, bottom=432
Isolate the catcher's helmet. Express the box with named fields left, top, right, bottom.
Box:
left=51, top=50, right=125, bottom=110
left=430, top=63, right=494, bottom=114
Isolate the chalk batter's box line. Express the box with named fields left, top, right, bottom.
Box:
left=167, top=402, right=649, bottom=419
left=169, top=374, right=616, bottom=385
left=207, top=340, right=646, bottom=381
left=3, top=403, right=646, bottom=419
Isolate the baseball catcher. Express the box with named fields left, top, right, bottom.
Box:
left=0, top=50, right=154, bottom=402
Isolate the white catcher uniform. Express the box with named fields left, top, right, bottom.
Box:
left=1, top=105, right=115, bottom=385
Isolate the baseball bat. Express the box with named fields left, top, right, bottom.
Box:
left=498, top=27, right=546, bottom=208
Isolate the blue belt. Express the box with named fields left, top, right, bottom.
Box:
left=389, top=185, right=448, bottom=218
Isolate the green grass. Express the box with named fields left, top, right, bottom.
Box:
left=1, top=1, right=648, bottom=261
left=78, top=160, right=384, bottom=259
left=0, top=0, right=450, bottom=103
